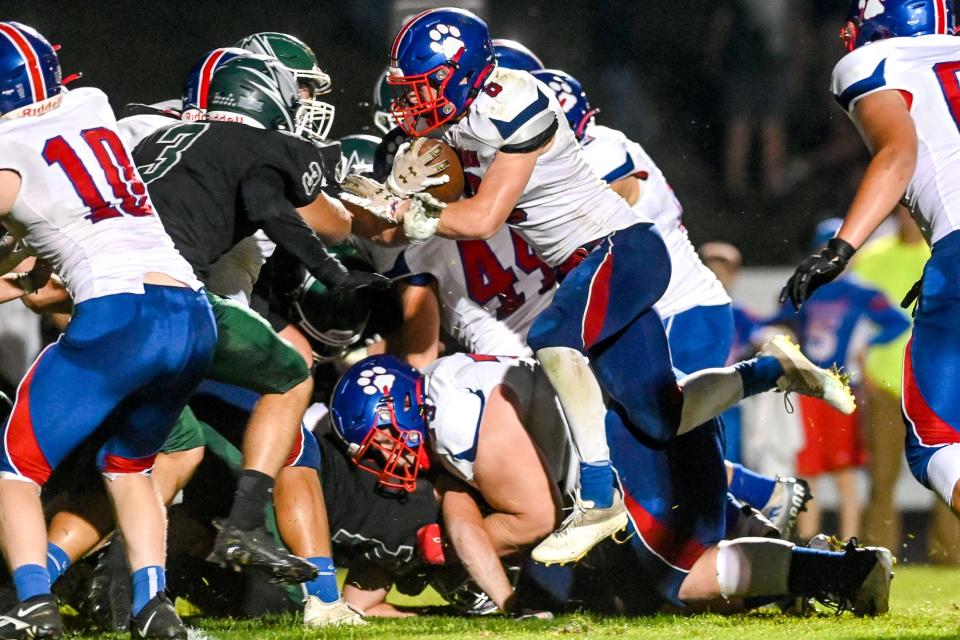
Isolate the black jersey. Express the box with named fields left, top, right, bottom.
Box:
left=318, top=434, right=438, bottom=574
left=133, top=121, right=343, bottom=284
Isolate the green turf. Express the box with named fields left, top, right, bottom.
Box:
left=82, top=565, right=960, bottom=639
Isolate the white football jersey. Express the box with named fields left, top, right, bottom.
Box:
left=117, top=112, right=178, bottom=151
left=831, top=34, right=960, bottom=245
left=580, top=124, right=730, bottom=319
left=0, top=88, right=200, bottom=303
left=399, top=226, right=558, bottom=357
left=423, top=353, right=577, bottom=494
left=445, top=67, right=642, bottom=267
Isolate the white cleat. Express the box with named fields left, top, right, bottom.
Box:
left=531, top=490, right=629, bottom=566
left=303, top=596, right=366, bottom=627
left=850, top=546, right=895, bottom=616
left=760, top=335, right=856, bottom=415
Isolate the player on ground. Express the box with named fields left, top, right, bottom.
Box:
left=782, top=0, right=960, bottom=517
left=0, top=22, right=217, bottom=639
left=331, top=354, right=894, bottom=617
left=342, top=8, right=854, bottom=564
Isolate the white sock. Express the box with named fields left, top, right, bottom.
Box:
left=716, top=537, right=794, bottom=599
left=536, top=346, right=610, bottom=464
left=676, top=367, right=745, bottom=436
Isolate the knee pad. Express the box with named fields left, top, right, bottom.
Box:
left=716, top=537, right=794, bottom=599
left=927, top=444, right=960, bottom=507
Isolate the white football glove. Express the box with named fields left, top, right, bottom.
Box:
left=387, top=138, right=451, bottom=196
left=403, top=193, right=446, bottom=244
left=338, top=174, right=404, bottom=223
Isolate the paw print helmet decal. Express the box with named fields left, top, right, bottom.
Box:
left=841, top=0, right=954, bottom=52
left=387, top=7, right=495, bottom=137
left=330, top=355, right=434, bottom=491
left=531, top=68, right=598, bottom=141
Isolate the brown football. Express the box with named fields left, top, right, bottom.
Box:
left=421, top=139, right=465, bottom=203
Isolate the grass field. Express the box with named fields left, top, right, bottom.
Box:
left=77, top=565, right=960, bottom=639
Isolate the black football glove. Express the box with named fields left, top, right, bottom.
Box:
left=332, top=270, right=391, bottom=295
left=780, top=237, right=856, bottom=310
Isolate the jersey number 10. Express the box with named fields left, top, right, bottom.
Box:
left=43, top=127, right=154, bottom=224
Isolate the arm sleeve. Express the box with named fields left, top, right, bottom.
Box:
left=240, top=166, right=348, bottom=288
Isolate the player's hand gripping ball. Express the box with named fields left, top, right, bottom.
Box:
left=389, top=138, right=465, bottom=203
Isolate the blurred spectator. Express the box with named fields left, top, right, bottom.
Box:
left=853, top=207, right=960, bottom=563
left=704, top=0, right=802, bottom=200
left=768, top=219, right=910, bottom=540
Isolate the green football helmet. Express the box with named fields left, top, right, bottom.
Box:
left=336, top=133, right=381, bottom=182
left=235, top=32, right=335, bottom=140
left=292, top=244, right=373, bottom=362
left=207, top=54, right=300, bottom=133
left=372, top=69, right=398, bottom=135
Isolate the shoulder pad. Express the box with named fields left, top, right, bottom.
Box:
left=465, top=68, right=558, bottom=150
left=581, top=125, right=644, bottom=183
left=831, top=40, right=896, bottom=112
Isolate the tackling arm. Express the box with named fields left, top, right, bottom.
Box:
left=296, top=192, right=352, bottom=245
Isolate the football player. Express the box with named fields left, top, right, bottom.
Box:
left=331, top=355, right=894, bottom=617
left=782, top=1, right=960, bottom=518
left=133, top=53, right=383, bottom=613
left=343, top=8, right=853, bottom=564
left=532, top=67, right=814, bottom=537
left=0, top=22, right=217, bottom=639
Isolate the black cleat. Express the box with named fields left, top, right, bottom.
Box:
left=130, top=593, right=186, bottom=640
left=0, top=594, right=62, bottom=639
left=815, top=539, right=894, bottom=616
left=83, top=541, right=131, bottom=631
left=206, top=520, right=319, bottom=584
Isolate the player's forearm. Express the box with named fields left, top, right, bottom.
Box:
left=441, top=489, right=514, bottom=611
left=260, top=213, right=348, bottom=287
left=436, top=195, right=509, bottom=240
left=838, top=146, right=916, bottom=249
left=297, top=192, right=352, bottom=245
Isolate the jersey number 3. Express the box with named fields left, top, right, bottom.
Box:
left=43, top=127, right=154, bottom=224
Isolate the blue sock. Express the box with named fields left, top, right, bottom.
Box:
left=305, top=557, right=339, bottom=603
left=734, top=355, right=784, bottom=398
left=13, top=564, right=50, bottom=601
left=728, top=463, right=778, bottom=509
left=46, top=543, right=71, bottom=584
left=132, top=566, right=165, bottom=616
left=579, top=461, right=615, bottom=508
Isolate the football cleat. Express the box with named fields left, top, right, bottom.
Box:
left=206, top=520, right=319, bottom=584
left=761, top=477, right=813, bottom=539
left=0, top=594, right=62, bottom=640
left=816, top=539, right=894, bottom=616
left=531, top=490, right=629, bottom=565
left=760, top=335, right=856, bottom=415
left=302, top=596, right=366, bottom=627
left=130, top=593, right=186, bottom=640
left=83, top=540, right=132, bottom=631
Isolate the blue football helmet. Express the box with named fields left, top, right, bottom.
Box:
left=492, top=38, right=544, bottom=71
left=181, top=47, right=250, bottom=119
left=388, top=7, right=495, bottom=137
left=330, top=355, right=434, bottom=491
left=842, top=0, right=955, bottom=51
left=531, top=69, right=598, bottom=140
left=0, top=22, right=63, bottom=118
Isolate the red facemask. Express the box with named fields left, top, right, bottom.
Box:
left=387, top=57, right=461, bottom=137
left=840, top=20, right=861, bottom=52
left=349, top=385, right=432, bottom=492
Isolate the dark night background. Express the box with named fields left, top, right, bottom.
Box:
left=4, top=1, right=895, bottom=264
